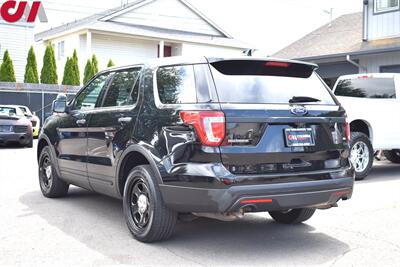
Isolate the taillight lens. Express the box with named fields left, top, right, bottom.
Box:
left=180, top=111, right=225, bottom=146
left=344, top=116, right=351, bottom=142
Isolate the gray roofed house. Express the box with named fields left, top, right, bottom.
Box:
left=34, top=0, right=252, bottom=84
left=275, top=0, right=400, bottom=88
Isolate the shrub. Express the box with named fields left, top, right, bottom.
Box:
left=70, top=50, right=80, bottom=85
left=0, top=50, right=16, bottom=82
left=83, top=59, right=93, bottom=85
left=107, top=59, right=115, bottom=68
left=62, top=57, right=71, bottom=85
left=40, top=43, right=58, bottom=84
left=91, top=54, right=99, bottom=75
left=24, top=46, right=39, bottom=83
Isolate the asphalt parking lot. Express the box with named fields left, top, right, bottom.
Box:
left=1, top=141, right=400, bottom=266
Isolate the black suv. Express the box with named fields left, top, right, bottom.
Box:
left=37, top=57, right=354, bottom=242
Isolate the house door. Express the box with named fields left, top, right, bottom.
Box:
left=158, top=45, right=172, bottom=57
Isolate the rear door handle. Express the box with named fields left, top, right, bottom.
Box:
left=118, top=117, right=132, bottom=125
left=76, top=119, right=86, bottom=126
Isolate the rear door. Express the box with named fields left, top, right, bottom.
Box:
left=209, top=59, right=348, bottom=179
left=85, top=67, right=142, bottom=197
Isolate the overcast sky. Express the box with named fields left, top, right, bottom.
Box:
left=37, top=0, right=363, bottom=54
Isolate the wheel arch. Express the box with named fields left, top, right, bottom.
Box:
left=37, top=134, right=62, bottom=177
left=350, top=119, right=373, bottom=143
left=37, top=135, right=51, bottom=162
left=116, top=145, right=163, bottom=198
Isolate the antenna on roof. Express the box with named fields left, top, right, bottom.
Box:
left=323, top=8, right=333, bottom=27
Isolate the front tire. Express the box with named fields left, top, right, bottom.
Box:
left=383, top=150, right=400, bottom=164
left=269, top=208, right=316, bottom=224
left=38, top=146, right=69, bottom=197
left=349, top=132, right=373, bottom=180
left=123, top=165, right=177, bottom=243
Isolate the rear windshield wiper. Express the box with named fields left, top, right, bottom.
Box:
left=289, top=96, right=321, bottom=104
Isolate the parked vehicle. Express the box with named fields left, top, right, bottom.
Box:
left=333, top=73, right=400, bottom=180
left=37, top=57, right=354, bottom=242
left=18, top=105, right=40, bottom=138
left=0, top=105, right=33, bottom=147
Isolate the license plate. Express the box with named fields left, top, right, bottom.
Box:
left=285, top=128, right=315, bottom=147
left=0, top=126, right=12, bottom=133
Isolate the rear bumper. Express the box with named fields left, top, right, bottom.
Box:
left=160, top=176, right=354, bottom=213
left=0, top=132, right=32, bottom=145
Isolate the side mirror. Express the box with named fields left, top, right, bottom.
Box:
left=52, top=100, right=67, bottom=113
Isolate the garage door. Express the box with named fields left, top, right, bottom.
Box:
left=380, top=65, right=400, bottom=73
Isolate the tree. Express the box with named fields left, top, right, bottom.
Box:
left=24, top=46, right=39, bottom=83
left=0, top=50, right=16, bottom=82
left=83, top=59, right=93, bottom=85
left=62, top=57, right=72, bottom=85
left=70, top=49, right=80, bottom=85
left=40, top=43, right=58, bottom=84
left=91, top=54, right=99, bottom=75
left=107, top=59, right=115, bottom=68
left=25, top=68, right=36, bottom=84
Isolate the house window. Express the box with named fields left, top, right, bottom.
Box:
left=374, top=0, right=399, bottom=13
left=57, top=41, right=65, bottom=60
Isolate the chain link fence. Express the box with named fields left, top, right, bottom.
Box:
left=0, top=82, right=81, bottom=123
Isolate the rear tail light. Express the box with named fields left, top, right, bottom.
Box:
left=180, top=111, right=225, bottom=146
left=344, top=115, right=351, bottom=142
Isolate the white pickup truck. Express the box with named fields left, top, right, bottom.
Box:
left=333, top=73, right=400, bottom=180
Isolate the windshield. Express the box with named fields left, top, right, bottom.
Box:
left=210, top=63, right=336, bottom=105
left=335, top=77, right=396, bottom=99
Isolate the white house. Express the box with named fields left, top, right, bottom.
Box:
left=0, top=19, right=34, bottom=82
left=275, top=0, right=400, bottom=88
left=35, top=0, right=251, bottom=84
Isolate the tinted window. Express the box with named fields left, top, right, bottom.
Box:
left=210, top=63, right=335, bottom=105
left=335, top=77, right=396, bottom=99
left=75, top=73, right=109, bottom=110
left=102, top=69, right=141, bottom=107
left=157, top=65, right=197, bottom=104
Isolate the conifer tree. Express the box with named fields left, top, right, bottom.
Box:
left=40, top=44, right=58, bottom=84
left=24, top=46, right=39, bottom=83
left=0, top=50, right=16, bottom=82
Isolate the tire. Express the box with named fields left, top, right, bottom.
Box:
left=349, top=132, right=373, bottom=181
left=123, top=165, right=177, bottom=243
left=269, top=208, right=316, bottom=224
left=38, top=146, right=69, bottom=198
left=383, top=150, right=400, bottom=164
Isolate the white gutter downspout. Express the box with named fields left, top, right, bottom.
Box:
left=363, top=0, right=369, bottom=41
left=346, top=55, right=367, bottom=73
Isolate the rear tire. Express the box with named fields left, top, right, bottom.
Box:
left=383, top=150, right=400, bottom=164
left=38, top=146, right=69, bottom=198
left=269, top=208, right=316, bottom=224
left=123, top=165, right=177, bottom=243
left=349, top=132, right=373, bottom=180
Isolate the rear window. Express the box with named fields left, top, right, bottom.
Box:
left=210, top=60, right=336, bottom=105
left=335, top=77, right=396, bottom=99
left=0, top=107, right=17, bottom=116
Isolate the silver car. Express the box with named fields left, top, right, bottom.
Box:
left=0, top=105, right=33, bottom=147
